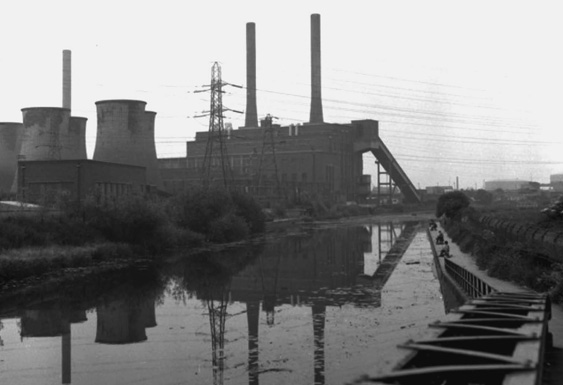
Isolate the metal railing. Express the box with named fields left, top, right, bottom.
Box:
left=444, top=258, right=495, bottom=298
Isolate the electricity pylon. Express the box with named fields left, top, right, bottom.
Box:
left=256, top=114, right=282, bottom=199
left=195, top=62, right=241, bottom=189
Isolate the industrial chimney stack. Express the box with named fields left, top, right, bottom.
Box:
left=245, top=22, right=258, bottom=127
left=309, top=14, right=323, bottom=123
left=62, top=50, right=71, bottom=110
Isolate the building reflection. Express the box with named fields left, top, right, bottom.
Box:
left=95, top=294, right=157, bottom=344
left=228, top=222, right=418, bottom=385
left=4, top=221, right=419, bottom=385
left=19, top=307, right=88, bottom=384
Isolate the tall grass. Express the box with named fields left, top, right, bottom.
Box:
left=0, top=243, right=133, bottom=283
left=442, top=209, right=563, bottom=303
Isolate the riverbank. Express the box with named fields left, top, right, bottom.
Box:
left=0, top=209, right=434, bottom=302
left=434, top=222, right=563, bottom=384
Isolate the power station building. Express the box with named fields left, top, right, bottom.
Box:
left=158, top=14, right=420, bottom=205
left=1, top=15, right=420, bottom=207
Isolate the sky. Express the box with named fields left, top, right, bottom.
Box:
left=1, top=0, right=562, bottom=190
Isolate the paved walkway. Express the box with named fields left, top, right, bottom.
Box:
left=432, top=223, right=563, bottom=383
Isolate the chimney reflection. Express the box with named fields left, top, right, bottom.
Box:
left=20, top=308, right=88, bottom=384
left=226, top=223, right=418, bottom=385
left=312, top=303, right=326, bottom=385
left=246, top=300, right=260, bottom=385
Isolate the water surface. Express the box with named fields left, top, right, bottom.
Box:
left=0, top=221, right=448, bottom=384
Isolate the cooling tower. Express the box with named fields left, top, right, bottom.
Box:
left=20, top=107, right=71, bottom=161
left=59, top=116, right=88, bottom=159
left=0, top=122, right=23, bottom=192
left=93, top=100, right=161, bottom=188
left=62, top=50, right=71, bottom=110
left=245, top=22, right=258, bottom=127
left=309, top=14, right=324, bottom=123
left=143, top=111, right=163, bottom=188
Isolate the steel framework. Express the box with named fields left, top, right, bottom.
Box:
left=200, top=62, right=232, bottom=189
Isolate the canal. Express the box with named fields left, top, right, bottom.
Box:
left=0, top=219, right=455, bottom=384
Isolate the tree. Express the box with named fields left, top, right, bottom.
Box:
left=475, top=189, right=493, bottom=205
left=436, top=191, right=471, bottom=220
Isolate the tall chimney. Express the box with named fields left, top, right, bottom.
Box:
left=309, top=14, right=323, bottom=123
left=62, top=50, right=71, bottom=110
left=245, top=22, right=258, bottom=127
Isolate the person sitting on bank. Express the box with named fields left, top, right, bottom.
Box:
left=439, top=241, right=450, bottom=258
left=429, top=220, right=437, bottom=231
left=436, top=231, right=444, bottom=245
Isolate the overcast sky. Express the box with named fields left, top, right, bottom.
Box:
left=1, top=0, right=562, bottom=189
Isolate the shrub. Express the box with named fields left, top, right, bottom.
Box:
left=169, top=188, right=233, bottom=236
left=169, top=187, right=265, bottom=243
left=230, top=190, right=266, bottom=234
left=81, top=196, right=170, bottom=250
left=208, top=213, right=249, bottom=243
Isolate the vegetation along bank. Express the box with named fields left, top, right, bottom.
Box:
left=436, top=191, right=563, bottom=303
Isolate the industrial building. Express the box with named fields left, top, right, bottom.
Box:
left=484, top=179, right=533, bottom=191
left=1, top=15, right=419, bottom=207
left=17, top=159, right=146, bottom=205
left=0, top=51, right=162, bottom=205
left=158, top=14, right=420, bottom=205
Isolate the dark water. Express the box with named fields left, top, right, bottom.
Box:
left=0, top=221, right=450, bottom=384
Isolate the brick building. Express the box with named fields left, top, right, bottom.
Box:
left=159, top=119, right=420, bottom=205
left=17, top=159, right=147, bottom=205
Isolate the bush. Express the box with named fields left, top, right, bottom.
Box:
left=169, top=188, right=233, bottom=236
left=81, top=195, right=170, bottom=251
left=169, top=187, right=265, bottom=243
left=436, top=191, right=471, bottom=220
left=208, top=213, right=249, bottom=243
left=230, top=190, right=266, bottom=234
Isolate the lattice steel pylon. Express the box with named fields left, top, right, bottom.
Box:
left=207, top=293, right=228, bottom=385
left=255, top=114, right=282, bottom=199
left=199, top=62, right=233, bottom=189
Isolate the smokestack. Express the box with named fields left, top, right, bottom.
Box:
left=62, top=50, right=71, bottom=110
left=309, top=14, right=323, bottom=123
left=245, top=22, right=258, bottom=127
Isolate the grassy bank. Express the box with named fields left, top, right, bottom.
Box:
left=0, top=188, right=266, bottom=290
left=437, top=192, right=563, bottom=303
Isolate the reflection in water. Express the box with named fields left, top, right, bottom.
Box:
left=226, top=222, right=418, bottom=385
left=246, top=301, right=260, bottom=385
left=363, top=222, right=404, bottom=275
left=95, top=295, right=157, bottom=344
left=19, top=308, right=88, bottom=384
left=0, top=221, right=436, bottom=385
left=206, top=289, right=229, bottom=385
left=312, top=304, right=326, bottom=385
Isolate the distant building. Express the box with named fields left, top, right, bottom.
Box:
left=550, top=174, right=563, bottom=192
left=484, top=180, right=530, bottom=191
left=425, top=186, right=454, bottom=196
